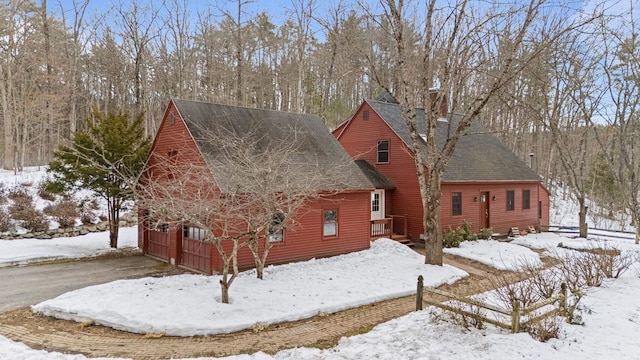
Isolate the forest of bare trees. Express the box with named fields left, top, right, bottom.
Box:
left=1, top=0, right=639, bottom=239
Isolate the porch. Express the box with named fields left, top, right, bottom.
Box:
left=370, top=214, right=411, bottom=245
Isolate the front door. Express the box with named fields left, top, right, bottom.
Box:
left=371, top=189, right=385, bottom=220
left=480, top=192, right=490, bottom=229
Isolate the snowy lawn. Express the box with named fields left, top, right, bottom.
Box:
left=0, top=227, right=138, bottom=267
left=512, top=232, right=640, bottom=258
left=32, top=238, right=467, bottom=336
left=443, top=239, right=543, bottom=270
left=2, top=233, right=640, bottom=359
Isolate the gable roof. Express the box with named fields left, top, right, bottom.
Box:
left=366, top=99, right=542, bottom=182
left=171, top=99, right=374, bottom=192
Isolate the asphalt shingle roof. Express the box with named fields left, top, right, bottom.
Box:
left=366, top=99, right=542, bottom=182
left=172, top=99, right=374, bottom=192
left=354, top=160, right=396, bottom=189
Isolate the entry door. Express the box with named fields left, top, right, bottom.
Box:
left=371, top=190, right=385, bottom=220
left=480, top=192, right=490, bottom=229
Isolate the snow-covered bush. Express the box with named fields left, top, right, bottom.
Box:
left=43, top=200, right=80, bottom=228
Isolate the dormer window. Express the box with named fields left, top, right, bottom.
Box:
left=377, top=140, right=389, bottom=163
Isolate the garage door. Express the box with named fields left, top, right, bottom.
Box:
left=181, top=226, right=211, bottom=274
left=148, top=229, right=169, bottom=260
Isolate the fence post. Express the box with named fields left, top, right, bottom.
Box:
left=416, top=275, right=424, bottom=311
left=560, top=283, right=567, bottom=316
left=511, top=300, right=521, bottom=333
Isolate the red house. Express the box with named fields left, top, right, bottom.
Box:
left=138, top=99, right=374, bottom=274
left=334, top=96, right=550, bottom=241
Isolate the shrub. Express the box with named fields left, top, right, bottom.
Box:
left=0, top=209, right=13, bottom=233
left=37, top=179, right=58, bottom=201
left=8, top=200, right=35, bottom=221
left=477, top=227, right=493, bottom=239
left=43, top=200, right=80, bottom=228
left=460, top=220, right=475, bottom=240
left=443, top=221, right=478, bottom=248
left=22, top=209, right=49, bottom=232
left=78, top=198, right=99, bottom=224
left=523, top=316, right=563, bottom=342
left=443, top=227, right=464, bottom=248
left=7, top=187, right=32, bottom=204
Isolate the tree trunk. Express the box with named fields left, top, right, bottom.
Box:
left=220, top=277, right=230, bottom=304
left=424, top=171, right=443, bottom=265
left=108, top=198, right=120, bottom=248
left=578, top=197, right=588, bottom=238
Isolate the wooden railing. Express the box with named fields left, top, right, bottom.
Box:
left=370, top=214, right=407, bottom=239
left=371, top=218, right=392, bottom=238
left=389, top=214, right=407, bottom=237
left=416, top=276, right=566, bottom=333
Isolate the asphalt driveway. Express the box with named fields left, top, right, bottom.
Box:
left=0, top=256, right=169, bottom=312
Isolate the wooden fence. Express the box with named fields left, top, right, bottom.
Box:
left=416, top=275, right=567, bottom=333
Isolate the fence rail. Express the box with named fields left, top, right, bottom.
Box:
left=416, top=275, right=566, bottom=333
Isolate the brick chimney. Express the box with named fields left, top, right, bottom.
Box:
left=428, top=89, right=448, bottom=119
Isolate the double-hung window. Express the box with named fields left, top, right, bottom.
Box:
left=377, top=140, right=389, bottom=163
left=268, top=213, right=285, bottom=243
left=323, top=209, right=338, bottom=237
left=507, top=190, right=515, bottom=211
left=522, top=190, right=530, bottom=210
left=452, top=192, right=462, bottom=216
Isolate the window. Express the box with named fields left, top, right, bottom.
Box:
left=169, top=110, right=175, bottom=125
left=523, top=190, right=530, bottom=209
left=363, top=109, right=369, bottom=120
left=377, top=140, right=389, bottom=163
left=506, top=190, right=515, bottom=211
left=268, top=213, right=285, bottom=243
left=371, top=193, right=380, bottom=212
left=183, top=226, right=207, bottom=241
left=452, top=192, right=462, bottom=216
left=323, top=209, right=338, bottom=237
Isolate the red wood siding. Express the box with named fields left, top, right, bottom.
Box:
left=538, top=184, right=550, bottom=229
left=334, top=103, right=551, bottom=237
left=213, top=191, right=371, bottom=272
left=334, top=103, right=425, bottom=240
left=140, top=101, right=371, bottom=274
left=441, top=182, right=545, bottom=234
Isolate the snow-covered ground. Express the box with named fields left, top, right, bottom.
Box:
left=549, top=184, right=637, bottom=233
left=1, top=232, right=639, bottom=360
left=0, top=227, right=138, bottom=267
left=1, top=168, right=640, bottom=359
left=32, top=239, right=467, bottom=336
left=444, top=239, right=543, bottom=270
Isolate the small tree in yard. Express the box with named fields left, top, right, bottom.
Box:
left=48, top=110, right=151, bottom=248
left=138, top=157, right=252, bottom=304
left=211, top=130, right=353, bottom=280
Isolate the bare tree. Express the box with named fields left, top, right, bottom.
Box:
left=537, top=27, right=605, bottom=238
left=598, top=12, right=640, bottom=243
left=367, top=0, right=591, bottom=264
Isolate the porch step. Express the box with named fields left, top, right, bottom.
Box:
left=371, top=234, right=413, bottom=246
